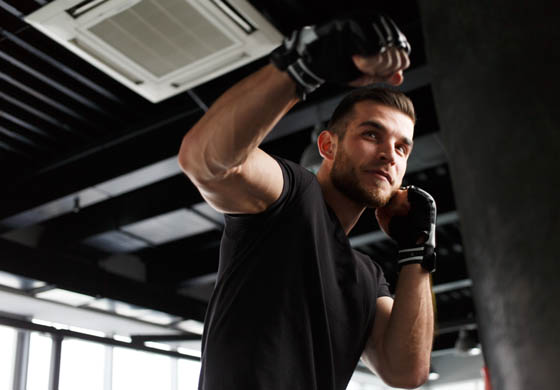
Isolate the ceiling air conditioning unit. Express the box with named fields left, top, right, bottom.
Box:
left=26, top=0, right=282, bottom=102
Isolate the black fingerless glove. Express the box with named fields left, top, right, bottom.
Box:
left=270, top=15, right=411, bottom=100
left=388, top=186, right=437, bottom=272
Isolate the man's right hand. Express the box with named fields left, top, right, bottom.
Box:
left=350, top=48, right=410, bottom=87
left=270, top=15, right=411, bottom=98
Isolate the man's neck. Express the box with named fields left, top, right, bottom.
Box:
left=316, top=167, right=365, bottom=235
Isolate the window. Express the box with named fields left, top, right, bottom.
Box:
left=177, top=358, right=201, bottom=390
left=0, top=325, right=16, bottom=390
left=27, top=332, right=53, bottom=390
left=112, top=347, right=173, bottom=390
left=59, top=338, right=106, bottom=390
left=429, top=378, right=485, bottom=390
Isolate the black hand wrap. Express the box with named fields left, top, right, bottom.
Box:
left=270, top=15, right=411, bottom=100
left=388, top=186, right=437, bottom=272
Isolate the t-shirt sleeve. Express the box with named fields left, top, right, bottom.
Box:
left=223, top=156, right=313, bottom=235
left=372, top=261, right=392, bottom=298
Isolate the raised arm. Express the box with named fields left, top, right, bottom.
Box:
left=179, top=16, right=411, bottom=214
left=178, top=64, right=297, bottom=214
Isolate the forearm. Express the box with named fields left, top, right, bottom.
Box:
left=178, top=64, right=298, bottom=181
left=380, top=265, right=434, bottom=387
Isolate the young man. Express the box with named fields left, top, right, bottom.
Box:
left=179, top=16, right=435, bottom=390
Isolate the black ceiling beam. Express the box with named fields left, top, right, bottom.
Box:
left=0, top=49, right=116, bottom=119
left=0, top=137, right=30, bottom=157
left=2, top=39, right=128, bottom=126
left=0, top=123, right=49, bottom=151
left=1, top=0, right=39, bottom=15
left=37, top=175, right=204, bottom=249
left=0, top=238, right=207, bottom=321
left=1, top=77, right=100, bottom=136
left=1, top=63, right=112, bottom=132
left=0, top=1, right=23, bottom=17
left=0, top=28, right=125, bottom=105
left=0, top=108, right=202, bottom=220
left=2, top=91, right=89, bottom=145
left=2, top=73, right=94, bottom=127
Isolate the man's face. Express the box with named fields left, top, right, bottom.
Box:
left=330, top=101, right=414, bottom=208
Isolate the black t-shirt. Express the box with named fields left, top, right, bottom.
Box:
left=199, top=157, right=391, bottom=390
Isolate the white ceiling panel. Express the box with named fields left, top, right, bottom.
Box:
left=121, top=209, right=215, bottom=244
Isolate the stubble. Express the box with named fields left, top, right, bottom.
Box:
left=330, top=147, right=396, bottom=208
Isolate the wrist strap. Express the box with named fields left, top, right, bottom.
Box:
left=398, top=246, right=437, bottom=273
left=397, top=246, right=424, bottom=268
left=270, top=28, right=325, bottom=101
left=285, top=59, right=325, bottom=100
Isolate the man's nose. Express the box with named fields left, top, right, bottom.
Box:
left=378, top=142, right=396, bottom=164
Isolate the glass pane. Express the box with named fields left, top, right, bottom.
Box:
left=59, top=339, right=106, bottom=390
left=27, top=333, right=52, bottom=390
left=177, top=358, right=201, bottom=390
left=430, top=378, right=485, bottom=390
left=0, top=325, right=16, bottom=390
left=112, top=347, right=172, bottom=390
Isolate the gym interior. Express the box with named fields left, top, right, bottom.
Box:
left=0, top=1, right=557, bottom=389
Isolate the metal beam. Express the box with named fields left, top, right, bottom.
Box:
left=0, top=238, right=207, bottom=321
left=0, top=50, right=115, bottom=118
left=36, top=175, right=203, bottom=248
left=1, top=72, right=98, bottom=128
left=1, top=90, right=91, bottom=141
left=0, top=110, right=201, bottom=220
left=0, top=28, right=124, bottom=104
left=0, top=137, right=32, bottom=158
left=0, top=124, right=47, bottom=150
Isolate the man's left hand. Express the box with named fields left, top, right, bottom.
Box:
left=375, top=186, right=437, bottom=271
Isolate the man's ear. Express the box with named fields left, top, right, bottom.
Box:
left=317, top=130, right=337, bottom=160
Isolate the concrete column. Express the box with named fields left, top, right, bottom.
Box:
left=418, top=1, right=560, bottom=389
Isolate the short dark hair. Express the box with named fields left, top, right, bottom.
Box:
left=327, top=87, right=416, bottom=138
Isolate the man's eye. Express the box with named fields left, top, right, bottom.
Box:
left=396, top=145, right=408, bottom=154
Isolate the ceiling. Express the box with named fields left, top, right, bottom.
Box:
left=0, top=0, right=479, bottom=358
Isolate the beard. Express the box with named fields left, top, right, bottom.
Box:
left=330, top=147, right=396, bottom=208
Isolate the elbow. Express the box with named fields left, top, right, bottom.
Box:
left=383, top=366, right=429, bottom=389
left=177, top=132, right=210, bottom=182
left=178, top=133, right=195, bottom=175
left=178, top=132, right=234, bottom=184
left=383, top=376, right=427, bottom=389
left=399, top=369, right=429, bottom=389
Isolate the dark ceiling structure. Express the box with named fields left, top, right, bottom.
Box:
left=0, top=0, right=478, bottom=355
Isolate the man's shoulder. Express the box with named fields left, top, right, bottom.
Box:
left=271, top=155, right=319, bottom=196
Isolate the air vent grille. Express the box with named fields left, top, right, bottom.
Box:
left=88, top=0, right=234, bottom=77
left=26, top=0, right=282, bottom=102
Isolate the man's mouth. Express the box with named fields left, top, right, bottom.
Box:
left=367, top=169, right=392, bottom=184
